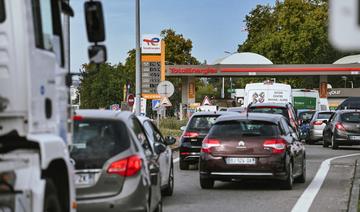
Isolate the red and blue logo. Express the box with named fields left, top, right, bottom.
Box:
left=143, top=37, right=160, bottom=46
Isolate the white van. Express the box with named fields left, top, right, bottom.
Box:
left=244, top=82, right=292, bottom=107
left=292, top=89, right=320, bottom=111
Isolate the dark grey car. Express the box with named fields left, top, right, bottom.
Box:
left=70, top=110, right=164, bottom=212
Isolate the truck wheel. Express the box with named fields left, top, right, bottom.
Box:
left=44, top=179, right=61, bottom=212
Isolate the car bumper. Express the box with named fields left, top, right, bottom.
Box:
left=333, top=130, right=360, bottom=145
left=309, top=129, right=324, bottom=140
left=199, top=154, right=287, bottom=181
left=76, top=175, right=148, bottom=212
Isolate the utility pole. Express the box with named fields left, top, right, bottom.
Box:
left=135, top=0, right=141, bottom=115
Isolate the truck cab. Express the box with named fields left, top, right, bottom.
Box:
left=0, top=0, right=106, bottom=211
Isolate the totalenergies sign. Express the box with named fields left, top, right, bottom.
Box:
left=142, top=34, right=161, bottom=54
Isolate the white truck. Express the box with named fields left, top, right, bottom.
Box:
left=292, top=89, right=320, bottom=111
left=244, top=82, right=292, bottom=107
left=0, top=0, right=106, bottom=211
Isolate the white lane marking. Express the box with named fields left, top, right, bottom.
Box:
left=291, top=153, right=360, bottom=212
left=173, top=157, right=179, bottom=163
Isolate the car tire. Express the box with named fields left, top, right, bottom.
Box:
left=43, top=179, right=62, bottom=212
left=162, top=163, right=174, bottom=196
left=295, top=158, right=306, bottom=183
left=331, top=135, right=338, bottom=150
left=281, top=162, right=293, bottom=190
left=179, top=160, right=189, bottom=170
left=154, top=199, right=163, bottom=212
left=322, top=138, right=329, bottom=147
left=200, top=177, right=214, bottom=189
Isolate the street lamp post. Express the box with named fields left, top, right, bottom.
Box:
left=349, top=81, right=354, bottom=88
left=341, top=76, right=347, bottom=88
left=135, top=0, right=141, bottom=116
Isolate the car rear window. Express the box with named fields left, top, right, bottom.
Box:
left=187, top=115, right=219, bottom=132
left=248, top=107, right=289, bottom=119
left=341, top=112, right=360, bottom=123
left=70, top=119, right=130, bottom=169
left=338, top=101, right=360, bottom=110
left=317, top=112, right=333, bottom=120
left=209, top=120, right=280, bottom=138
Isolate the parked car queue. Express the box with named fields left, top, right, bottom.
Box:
left=70, top=110, right=176, bottom=212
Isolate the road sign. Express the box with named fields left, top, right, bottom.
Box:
left=152, top=100, right=160, bottom=110
left=329, top=0, right=360, bottom=50
left=142, top=34, right=161, bottom=54
left=157, top=80, right=175, bottom=97
left=160, top=97, right=172, bottom=107
left=227, top=88, right=235, bottom=93
left=202, top=96, right=212, bottom=106
left=127, top=94, right=135, bottom=107
left=110, top=104, right=120, bottom=111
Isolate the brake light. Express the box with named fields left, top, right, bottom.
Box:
left=107, top=155, right=142, bottom=177
left=313, top=121, right=323, bottom=126
left=201, top=137, right=220, bottom=154
left=72, top=115, right=83, bottom=121
left=335, top=122, right=346, bottom=131
left=263, top=139, right=287, bottom=154
left=183, top=131, right=199, bottom=138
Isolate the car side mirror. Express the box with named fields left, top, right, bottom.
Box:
left=154, top=142, right=166, bottom=155
left=180, top=126, right=186, bottom=131
left=322, top=120, right=328, bottom=124
left=88, top=45, right=107, bottom=64
left=165, top=136, right=176, bottom=146
left=84, top=1, right=105, bottom=43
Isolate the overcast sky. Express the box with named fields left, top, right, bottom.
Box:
left=70, top=0, right=274, bottom=72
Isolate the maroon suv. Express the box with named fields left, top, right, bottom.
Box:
left=199, top=113, right=306, bottom=190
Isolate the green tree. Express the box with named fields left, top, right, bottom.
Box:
left=239, top=0, right=343, bottom=64
left=79, top=63, right=132, bottom=109
left=237, top=0, right=345, bottom=88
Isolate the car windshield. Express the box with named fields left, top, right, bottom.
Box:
left=70, top=118, right=130, bottom=169
left=209, top=120, right=279, bottom=138
left=248, top=107, right=289, bottom=119
left=299, top=111, right=315, bottom=121
left=317, top=112, right=333, bottom=120
left=341, top=112, right=360, bottom=123
left=187, top=115, right=219, bottom=132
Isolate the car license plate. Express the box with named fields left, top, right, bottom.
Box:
left=350, top=136, right=360, bottom=140
left=75, top=173, right=92, bottom=185
left=226, top=157, right=256, bottom=165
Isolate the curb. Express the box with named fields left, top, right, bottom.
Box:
left=348, top=160, right=360, bottom=212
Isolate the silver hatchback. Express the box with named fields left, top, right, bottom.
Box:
left=70, top=110, right=164, bottom=212
left=308, top=111, right=334, bottom=143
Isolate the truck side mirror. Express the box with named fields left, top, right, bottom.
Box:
left=88, top=45, right=107, bottom=64
left=84, top=1, right=105, bottom=43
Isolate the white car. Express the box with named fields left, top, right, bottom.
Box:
left=138, top=116, right=176, bottom=196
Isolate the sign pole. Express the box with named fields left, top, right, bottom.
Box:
left=135, top=0, right=141, bottom=116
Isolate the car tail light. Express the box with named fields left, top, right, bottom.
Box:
left=72, top=115, right=83, bottom=121
left=183, top=131, right=199, bottom=138
left=313, top=121, right=323, bottom=125
left=107, top=155, right=142, bottom=177
left=201, top=137, right=220, bottom=154
left=335, top=122, right=346, bottom=131
left=263, top=139, right=287, bottom=154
